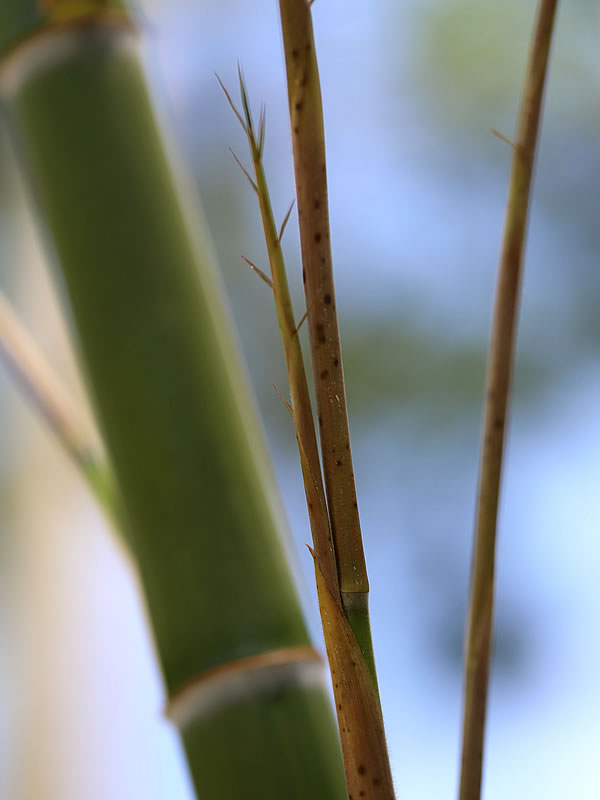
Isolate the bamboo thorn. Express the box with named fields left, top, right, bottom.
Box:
left=257, top=105, right=266, bottom=158
left=273, top=382, right=294, bottom=417
left=277, top=199, right=296, bottom=244
left=228, top=147, right=258, bottom=194
left=238, top=67, right=256, bottom=140
left=241, top=255, right=273, bottom=288
left=490, top=127, right=518, bottom=151
left=215, top=73, right=248, bottom=134
left=293, top=309, right=308, bottom=336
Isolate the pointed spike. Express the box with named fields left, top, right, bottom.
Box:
left=215, top=73, right=248, bottom=134
left=277, top=199, right=296, bottom=243
left=257, top=106, right=266, bottom=160
left=491, top=127, right=518, bottom=150
left=241, top=256, right=273, bottom=289
left=238, top=66, right=254, bottom=139
left=273, top=383, right=294, bottom=418
left=229, top=148, right=259, bottom=195
left=293, top=310, right=308, bottom=337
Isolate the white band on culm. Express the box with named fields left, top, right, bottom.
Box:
left=0, top=19, right=137, bottom=98
left=165, top=646, right=326, bottom=730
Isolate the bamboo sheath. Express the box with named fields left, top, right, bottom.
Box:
left=0, top=6, right=346, bottom=798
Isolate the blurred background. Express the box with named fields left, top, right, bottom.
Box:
left=1, top=0, right=599, bottom=797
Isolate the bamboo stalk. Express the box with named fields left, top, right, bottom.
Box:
left=222, top=75, right=395, bottom=797
left=275, top=5, right=395, bottom=792
left=459, top=3, right=558, bottom=799
left=219, top=71, right=340, bottom=605
left=0, top=6, right=347, bottom=798
left=278, top=0, right=379, bottom=697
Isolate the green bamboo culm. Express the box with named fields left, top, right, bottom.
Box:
left=0, top=5, right=347, bottom=799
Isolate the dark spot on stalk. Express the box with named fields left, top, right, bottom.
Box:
left=494, top=417, right=503, bottom=430
left=345, top=441, right=350, bottom=451
left=318, top=415, right=323, bottom=426
left=336, top=459, right=342, bottom=467
left=359, top=792, right=365, bottom=798
left=314, top=199, right=321, bottom=209
left=294, top=126, right=299, bottom=134
left=292, top=48, right=299, bottom=59
left=320, top=256, right=326, bottom=264
left=302, top=269, right=306, bottom=284
left=333, top=357, right=339, bottom=366
left=323, top=293, right=331, bottom=304
left=358, top=765, right=366, bottom=776
left=308, top=502, right=313, bottom=510
left=305, top=43, right=311, bottom=52
left=373, top=778, right=381, bottom=787
left=316, top=324, right=326, bottom=343
left=320, top=369, right=329, bottom=380
left=353, top=501, right=358, bottom=508
left=295, top=101, right=303, bottom=111
left=300, top=72, right=307, bottom=87
left=351, top=660, right=356, bottom=667
left=315, top=232, right=321, bottom=243
left=338, top=703, right=342, bottom=710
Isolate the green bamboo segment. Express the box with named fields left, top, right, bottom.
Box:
left=459, top=3, right=558, bottom=799
left=277, top=1, right=380, bottom=693
left=0, top=17, right=346, bottom=800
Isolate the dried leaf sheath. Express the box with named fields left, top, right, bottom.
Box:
left=312, top=550, right=395, bottom=799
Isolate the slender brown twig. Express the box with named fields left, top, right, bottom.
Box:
left=277, top=0, right=380, bottom=692
left=459, top=3, right=559, bottom=798
left=220, top=61, right=395, bottom=797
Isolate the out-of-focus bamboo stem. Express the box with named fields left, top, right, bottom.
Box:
left=459, top=3, right=559, bottom=799
left=0, top=5, right=347, bottom=798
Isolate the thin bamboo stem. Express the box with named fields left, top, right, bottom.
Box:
left=222, top=69, right=396, bottom=798
left=219, top=72, right=340, bottom=603
left=278, top=0, right=378, bottom=694
left=0, top=291, right=122, bottom=528
left=459, top=3, right=558, bottom=799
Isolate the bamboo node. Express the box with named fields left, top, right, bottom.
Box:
left=165, top=646, right=324, bottom=729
